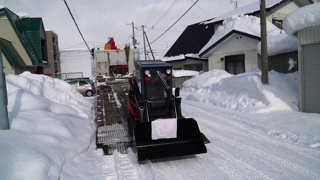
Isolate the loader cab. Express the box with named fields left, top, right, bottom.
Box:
left=134, top=60, right=174, bottom=121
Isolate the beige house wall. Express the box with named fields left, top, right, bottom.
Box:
left=0, top=13, right=32, bottom=72
left=267, top=2, right=299, bottom=22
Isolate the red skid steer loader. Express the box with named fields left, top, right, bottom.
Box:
left=127, top=60, right=209, bottom=162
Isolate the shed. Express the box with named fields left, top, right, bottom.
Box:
left=298, top=25, right=320, bottom=113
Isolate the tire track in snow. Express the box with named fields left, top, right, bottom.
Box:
left=183, top=102, right=320, bottom=162
left=183, top=101, right=320, bottom=162
left=182, top=102, right=320, bottom=179
left=102, top=150, right=139, bottom=180
left=182, top=106, right=274, bottom=179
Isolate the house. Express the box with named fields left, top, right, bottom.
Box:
left=198, top=0, right=313, bottom=75
left=256, top=32, right=299, bottom=74
left=282, top=2, right=320, bottom=114
left=163, top=18, right=215, bottom=72
left=44, top=30, right=61, bottom=76
left=169, top=0, right=311, bottom=75
left=162, top=54, right=208, bottom=71
left=0, top=7, right=48, bottom=74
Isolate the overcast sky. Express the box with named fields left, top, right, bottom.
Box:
left=3, top=0, right=258, bottom=58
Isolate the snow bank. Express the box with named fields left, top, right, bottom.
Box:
left=200, top=15, right=281, bottom=55
left=283, top=3, right=320, bottom=37
left=183, top=70, right=299, bottom=113
left=1, top=72, right=96, bottom=179
left=257, top=33, right=298, bottom=56
left=173, top=70, right=199, bottom=77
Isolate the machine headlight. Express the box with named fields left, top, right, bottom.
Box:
left=166, top=69, right=171, bottom=74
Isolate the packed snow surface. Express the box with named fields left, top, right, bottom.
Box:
left=1, top=69, right=320, bottom=179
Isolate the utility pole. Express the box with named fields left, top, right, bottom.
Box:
left=231, top=0, right=238, bottom=9
left=260, top=0, right=269, bottom=84
left=0, top=39, right=9, bottom=130
left=127, top=22, right=137, bottom=49
left=142, top=25, right=147, bottom=60
left=144, top=31, right=155, bottom=60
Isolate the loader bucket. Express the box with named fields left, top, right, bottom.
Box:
left=133, top=118, right=207, bottom=161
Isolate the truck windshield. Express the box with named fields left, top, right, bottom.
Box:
left=146, top=72, right=167, bottom=101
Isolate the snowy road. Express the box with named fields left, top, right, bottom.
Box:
left=102, top=98, right=320, bottom=180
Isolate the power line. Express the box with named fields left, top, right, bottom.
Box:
left=146, top=0, right=171, bottom=25
left=190, top=0, right=212, bottom=18
left=63, top=0, right=90, bottom=52
left=150, top=0, right=199, bottom=45
left=152, top=0, right=179, bottom=28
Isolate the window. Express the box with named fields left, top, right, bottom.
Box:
left=79, top=81, right=89, bottom=86
left=225, top=54, right=245, bottom=75
left=69, top=81, right=78, bottom=86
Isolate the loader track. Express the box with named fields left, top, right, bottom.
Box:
left=96, top=80, right=132, bottom=155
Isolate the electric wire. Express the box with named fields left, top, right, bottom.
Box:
left=152, top=0, right=179, bottom=28
left=146, top=0, right=171, bottom=25
left=63, top=0, right=90, bottom=52
left=149, top=0, right=199, bottom=45
left=191, top=0, right=212, bottom=18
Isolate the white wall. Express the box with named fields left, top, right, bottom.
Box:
left=208, top=35, right=259, bottom=72
left=60, top=49, right=93, bottom=79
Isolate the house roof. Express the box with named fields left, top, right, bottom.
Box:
left=164, top=18, right=216, bottom=57
left=200, top=30, right=261, bottom=57
left=204, top=0, right=313, bottom=25
left=199, top=15, right=281, bottom=57
left=0, top=7, right=45, bottom=65
left=0, top=38, right=26, bottom=67
left=166, top=0, right=313, bottom=58
left=20, top=18, right=45, bottom=64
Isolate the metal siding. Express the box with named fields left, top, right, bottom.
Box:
left=268, top=51, right=298, bottom=73
left=299, top=26, right=320, bottom=45
left=302, top=43, right=320, bottom=113
left=257, top=51, right=298, bottom=73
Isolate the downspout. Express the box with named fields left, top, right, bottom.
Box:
left=0, top=41, right=10, bottom=130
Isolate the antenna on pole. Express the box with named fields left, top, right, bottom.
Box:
left=230, top=0, right=238, bottom=9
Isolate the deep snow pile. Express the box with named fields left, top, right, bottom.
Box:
left=0, top=72, right=97, bottom=180
left=183, top=70, right=299, bottom=113
left=257, top=33, right=298, bottom=56
left=283, top=2, right=320, bottom=37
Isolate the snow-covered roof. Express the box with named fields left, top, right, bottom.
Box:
left=204, top=0, right=285, bottom=25
left=17, top=12, right=30, bottom=19
left=199, top=15, right=281, bottom=57
left=257, top=33, right=298, bottom=56
left=161, top=53, right=206, bottom=62
left=162, top=54, right=185, bottom=62
left=283, top=2, right=320, bottom=37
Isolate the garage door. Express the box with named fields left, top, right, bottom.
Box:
left=301, top=43, right=320, bottom=113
